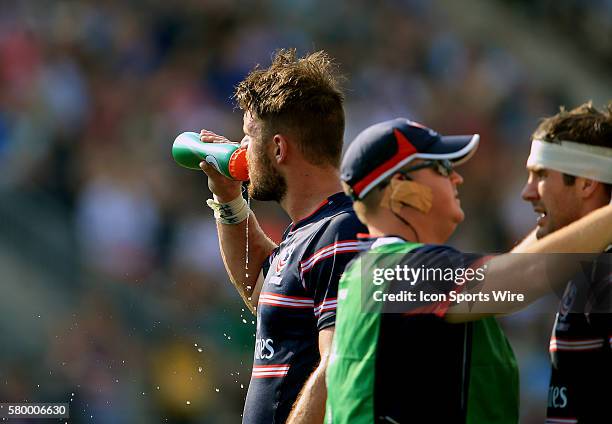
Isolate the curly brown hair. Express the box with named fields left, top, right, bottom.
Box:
left=533, top=101, right=612, bottom=148
left=234, top=49, right=345, bottom=167
left=533, top=102, right=612, bottom=194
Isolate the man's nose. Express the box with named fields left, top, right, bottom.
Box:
left=451, top=170, right=463, bottom=186
left=521, top=178, right=538, bottom=202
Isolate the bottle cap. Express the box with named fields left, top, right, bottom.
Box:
left=229, top=148, right=249, bottom=181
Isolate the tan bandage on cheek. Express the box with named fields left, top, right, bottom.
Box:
left=380, top=179, right=433, bottom=214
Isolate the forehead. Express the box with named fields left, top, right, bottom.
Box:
left=526, top=163, right=561, bottom=174
left=526, top=164, right=566, bottom=181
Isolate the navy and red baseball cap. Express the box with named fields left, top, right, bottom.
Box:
left=341, top=118, right=480, bottom=200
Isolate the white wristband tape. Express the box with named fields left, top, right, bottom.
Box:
left=206, top=195, right=250, bottom=224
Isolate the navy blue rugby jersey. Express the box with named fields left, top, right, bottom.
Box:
left=546, top=248, right=611, bottom=424
left=242, top=192, right=368, bottom=424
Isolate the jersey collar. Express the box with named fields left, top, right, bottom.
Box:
left=370, top=236, right=407, bottom=249
left=357, top=233, right=408, bottom=249
left=289, top=192, right=350, bottom=231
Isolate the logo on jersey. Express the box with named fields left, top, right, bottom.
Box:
left=255, top=338, right=275, bottom=359
left=548, top=385, right=568, bottom=409
left=275, top=243, right=295, bottom=275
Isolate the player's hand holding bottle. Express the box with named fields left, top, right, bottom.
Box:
left=198, top=129, right=244, bottom=203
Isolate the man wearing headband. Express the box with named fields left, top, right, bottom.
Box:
left=521, top=102, right=612, bottom=423
left=324, top=118, right=612, bottom=423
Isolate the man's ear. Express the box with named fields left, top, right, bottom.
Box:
left=273, top=134, right=288, bottom=164
left=577, top=177, right=601, bottom=199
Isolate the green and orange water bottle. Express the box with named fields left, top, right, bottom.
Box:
left=172, top=132, right=249, bottom=181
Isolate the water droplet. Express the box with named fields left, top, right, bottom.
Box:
left=198, top=367, right=203, bottom=373
left=194, top=343, right=198, bottom=347
left=186, top=401, right=191, bottom=405
left=242, top=319, right=247, bottom=324
left=156, top=386, right=160, bottom=390
left=197, top=348, right=203, bottom=353
left=215, top=388, right=220, bottom=392
left=240, top=384, right=244, bottom=389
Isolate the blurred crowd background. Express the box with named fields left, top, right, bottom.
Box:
left=0, top=0, right=609, bottom=422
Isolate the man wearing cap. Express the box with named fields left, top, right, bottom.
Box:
left=520, top=102, right=612, bottom=424
left=324, top=118, right=612, bottom=423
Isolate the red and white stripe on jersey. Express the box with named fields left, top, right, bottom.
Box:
left=314, top=298, right=337, bottom=318
left=549, top=337, right=604, bottom=352
left=299, top=240, right=364, bottom=275
left=252, top=364, right=290, bottom=379
left=258, top=292, right=314, bottom=309
left=545, top=417, right=578, bottom=424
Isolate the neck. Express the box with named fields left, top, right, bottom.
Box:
left=367, top=220, right=420, bottom=243
left=366, top=213, right=444, bottom=244
left=281, top=166, right=343, bottom=222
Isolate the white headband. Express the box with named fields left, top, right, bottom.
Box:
left=526, top=139, right=612, bottom=184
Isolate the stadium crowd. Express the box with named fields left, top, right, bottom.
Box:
left=0, top=0, right=607, bottom=422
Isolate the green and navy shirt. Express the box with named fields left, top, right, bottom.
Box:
left=326, top=236, right=519, bottom=423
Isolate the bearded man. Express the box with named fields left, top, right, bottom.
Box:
left=198, top=49, right=367, bottom=424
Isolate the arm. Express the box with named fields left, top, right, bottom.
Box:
left=286, top=327, right=334, bottom=424
left=512, top=203, right=612, bottom=254
left=199, top=131, right=276, bottom=314
left=213, top=207, right=275, bottom=314
left=447, top=203, right=612, bottom=321
left=510, top=228, right=537, bottom=252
